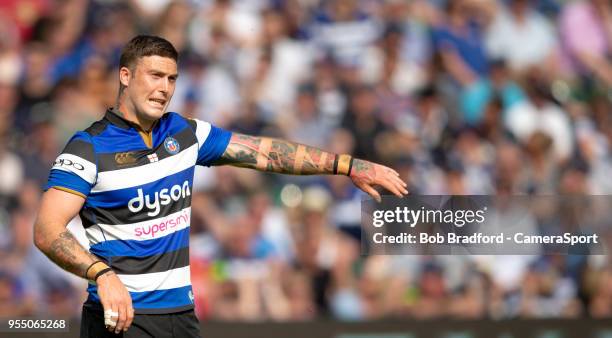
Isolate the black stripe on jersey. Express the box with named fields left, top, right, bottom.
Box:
left=186, top=119, right=197, bottom=133
left=84, top=119, right=110, bottom=137
left=62, top=140, right=95, bottom=163
left=96, top=126, right=197, bottom=172
left=105, top=246, right=190, bottom=275
left=81, top=198, right=192, bottom=228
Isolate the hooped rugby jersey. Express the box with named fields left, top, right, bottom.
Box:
left=45, top=108, right=231, bottom=314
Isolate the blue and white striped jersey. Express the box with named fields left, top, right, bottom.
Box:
left=45, top=108, right=231, bottom=314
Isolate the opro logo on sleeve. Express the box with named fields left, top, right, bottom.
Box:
left=53, top=158, right=85, bottom=170
left=128, top=180, right=191, bottom=217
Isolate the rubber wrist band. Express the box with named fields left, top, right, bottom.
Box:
left=87, top=261, right=110, bottom=281
left=332, top=154, right=339, bottom=175
left=94, top=268, right=113, bottom=282
left=85, top=260, right=102, bottom=279
left=337, top=154, right=352, bottom=176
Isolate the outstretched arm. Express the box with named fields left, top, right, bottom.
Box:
left=214, top=133, right=408, bottom=202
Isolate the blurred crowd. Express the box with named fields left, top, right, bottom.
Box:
left=0, top=0, right=612, bottom=322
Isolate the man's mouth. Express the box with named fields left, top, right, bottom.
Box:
left=149, top=98, right=166, bottom=107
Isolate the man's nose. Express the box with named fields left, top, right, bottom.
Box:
left=159, top=78, right=169, bottom=94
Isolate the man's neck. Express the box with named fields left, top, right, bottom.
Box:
left=115, top=103, right=155, bottom=132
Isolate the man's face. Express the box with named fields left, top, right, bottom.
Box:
left=120, top=55, right=178, bottom=123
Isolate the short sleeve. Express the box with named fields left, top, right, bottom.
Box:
left=45, top=132, right=97, bottom=198
left=191, top=118, right=232, bottom=167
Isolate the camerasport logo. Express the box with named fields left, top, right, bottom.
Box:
left=128, top=180, right=191, bottom=217
left=54, top=158, right=84, bottom=170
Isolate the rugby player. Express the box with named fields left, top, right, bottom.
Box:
left=33, top=35, right=407, bottom=337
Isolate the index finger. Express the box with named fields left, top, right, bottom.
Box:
left=104, top=307, right=118, bottom=331
left=379, top=178, right=404, bottom=198
left=389, top=175, right=408, bottom=194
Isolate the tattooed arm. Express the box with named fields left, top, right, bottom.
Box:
left=215, top=133, right=408, bottom=201
left=34, top=188, right=134, bottom=333
left=33, top=188, right=97, bottom=277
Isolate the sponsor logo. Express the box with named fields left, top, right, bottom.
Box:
left=134, top=209, right=190, bottom=238
left=147, top=153, right=159, bottom=163
left=164, top=137, right=180, bottom=155
left=128, top=180, right=191, bottom=217
left=115, top=152, right=137, bottom=165
left=188, top=290, right=194, bottom=303
left=54, top=158, right=84, bottom=170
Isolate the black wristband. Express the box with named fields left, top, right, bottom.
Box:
left=347, top=157, right=354, bottom=176
left=94, top=268, right=113, bottom=281
left=333, top=154, right=339, bottom=175
left=85, top=260, right=103, bottom=279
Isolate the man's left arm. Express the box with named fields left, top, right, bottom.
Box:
left=213, top=133, right=408, bottom=202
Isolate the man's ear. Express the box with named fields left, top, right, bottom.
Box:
left=119, top=66, right=131, bottom=87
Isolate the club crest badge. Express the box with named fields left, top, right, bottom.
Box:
left=164, top=137, right=180, bottom=155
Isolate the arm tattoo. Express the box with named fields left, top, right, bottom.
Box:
left=268, top=140, right=296, bottom=173
left=44, top=230, right=95, bottom=278
left=215, top=133, right=336, bottom=175
left=351, top=159, right=375, bottom=178
left=214, top=134, right=261, bottom=168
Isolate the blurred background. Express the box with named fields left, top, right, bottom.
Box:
left=0, top=0, right=611, bottom=335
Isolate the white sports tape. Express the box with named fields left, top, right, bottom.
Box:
left=104, top=310, right=119, bottom=327
left=104, top=309, right=119, bottom=318
left=105, top=317, right=117, bottom=327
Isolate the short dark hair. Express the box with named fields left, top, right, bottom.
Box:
left=119, top=35, right=178, bottom=70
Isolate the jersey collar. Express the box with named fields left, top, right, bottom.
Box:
left=104, top=108, right=161, bottom=132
